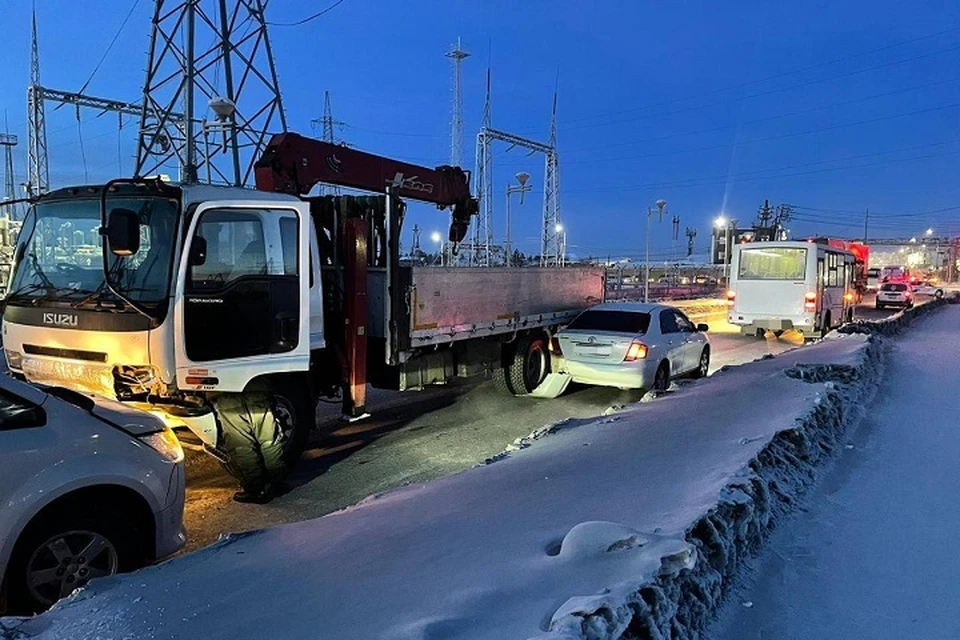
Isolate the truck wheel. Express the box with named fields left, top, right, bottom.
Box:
left=6, top=507, right=142, bottom=614
left=267, top=380, right=315, bottom=467
left=217, top=379, right=315, bottom=487
left=500, top=334, right=550, bottom=396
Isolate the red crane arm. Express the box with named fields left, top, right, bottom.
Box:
left=254, top=132, right=478, bottom=242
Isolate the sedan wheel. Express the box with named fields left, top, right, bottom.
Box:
left=27, top=530, right=119, bottom=607
left=692, top=347, right=710, bottom=379
left=653, top=362, right=670, bottom=391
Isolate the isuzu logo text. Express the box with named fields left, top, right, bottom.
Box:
left=42, top=313, right=79, bottom=327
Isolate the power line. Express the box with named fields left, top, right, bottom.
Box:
left=566, top=74, right=960, bottom=155
left=267, top=0, right=345, bottom=27
left=77, top=0, right=142, bottom=94
left=558, top=27, right=960, bottom=129
left=559, top=100, right=960, bottom=166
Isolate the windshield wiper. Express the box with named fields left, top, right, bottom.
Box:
left=5, top=282, right=82, bottom=306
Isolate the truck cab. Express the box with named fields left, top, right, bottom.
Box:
left=3, top=181, right=318, bottom=453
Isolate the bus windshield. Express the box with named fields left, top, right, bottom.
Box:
left=7, top=196, right=179, bottom=311
left=737, top=247, right=808, bottom=280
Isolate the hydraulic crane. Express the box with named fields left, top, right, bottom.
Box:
left=254, top=132, right=478, bottom=245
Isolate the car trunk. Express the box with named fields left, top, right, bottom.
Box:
left=558, top=330, right=637, bottom=363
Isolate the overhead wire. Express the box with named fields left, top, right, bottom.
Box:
left=77, top=0, right=142, bottom=94
left=267, top=0, right=345, bottom=27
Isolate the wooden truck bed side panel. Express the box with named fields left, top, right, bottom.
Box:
left=406, top=267, right=605, bottom=348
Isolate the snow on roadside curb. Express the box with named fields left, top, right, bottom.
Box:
left=539, top=306, right=943, bottom=639
left=3, top=311, right=942, bottom=640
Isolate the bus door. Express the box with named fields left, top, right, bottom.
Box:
left=817, top=255, right=826, bottom=315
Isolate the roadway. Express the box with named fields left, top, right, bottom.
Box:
left=179, top=295, right=905, bottom=552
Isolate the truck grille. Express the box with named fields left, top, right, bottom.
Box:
left=22, top=344, right=109, bottom=363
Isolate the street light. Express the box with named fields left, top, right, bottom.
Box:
left=926, top=228, right=934, bottom=236
left=645, top=199, right=667, bottom=302
left=714, top=215, right=727, bottom=228
left=555, top=223, right=567, bottom=266
left=505, top=172, right=532, bottom=267
left=431, top=231, right=443, bottom=266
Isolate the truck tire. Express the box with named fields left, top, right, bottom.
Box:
left=499, top=334, right=550, bottom=396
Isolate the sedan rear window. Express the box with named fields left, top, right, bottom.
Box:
left=881, top=283, right=907, bottom=292
left=566, top=310, right=651, bottom=334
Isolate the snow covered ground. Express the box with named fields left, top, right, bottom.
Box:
left=0, top=324, right=887, bottom=640
left=711, top=304, right=960, bottom=640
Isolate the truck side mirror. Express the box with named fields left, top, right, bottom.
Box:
left=106, top=208, right=141, bottom=256
left=189, top=236, right=208, bottom=267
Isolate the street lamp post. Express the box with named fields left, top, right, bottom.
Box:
left=645, top=199, right=667, bottom=303
left=505, top=172, right=532, bottom=267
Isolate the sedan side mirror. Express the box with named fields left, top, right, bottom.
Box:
left=696, top=323, right=709, bottom=332
left=105, top=208, right=140, bottom=256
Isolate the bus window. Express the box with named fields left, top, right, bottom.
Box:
left=738, top=247, right=808, bottom=280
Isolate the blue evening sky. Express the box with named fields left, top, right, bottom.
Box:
left=1, top=0, right=959, bottom=259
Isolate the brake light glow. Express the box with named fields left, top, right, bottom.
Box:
left=843, top=292, right=854, bottom=302
left=726, top=290, right=736, bottom=306
left=804, top=291, right=817, bottom=311
left=623, top=341, right=648, bottom=362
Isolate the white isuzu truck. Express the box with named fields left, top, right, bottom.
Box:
left=2, top=133, right=605, bottom=489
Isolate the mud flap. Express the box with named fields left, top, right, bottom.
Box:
left=529, top=372, right=573, bottom=399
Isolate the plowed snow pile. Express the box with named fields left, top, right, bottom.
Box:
left=2, top=328, right=893, bottom=640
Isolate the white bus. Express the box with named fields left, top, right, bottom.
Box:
left=727, top=240, right=856, bottom=339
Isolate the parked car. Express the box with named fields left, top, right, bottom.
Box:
left=554, top=302, right=710, bottom=391
left=0, top=375, right=186, bottom=614
left=875, top=282, right=914, bottom=309
left=912, top=281, right=945, bottom=298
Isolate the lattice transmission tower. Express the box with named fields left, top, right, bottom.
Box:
left=135, top=0, right=287, bottom=186
left=26, top=10, right=48, bottom=197
left=446, top=38, right=470, bottom=168
left=1, top=128, right=18, bottom=220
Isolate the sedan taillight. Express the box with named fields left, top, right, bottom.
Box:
left=624, top=341, right=648, bottom=362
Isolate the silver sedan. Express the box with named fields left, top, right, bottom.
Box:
left=554, top=302, right=710, bottom=391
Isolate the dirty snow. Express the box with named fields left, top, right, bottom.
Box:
left=3, top=334, right=877, bottom=640
left=712, top=305, right=960, bottom=640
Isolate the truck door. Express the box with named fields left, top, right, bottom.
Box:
left=173, top=200, right=311, bottom=393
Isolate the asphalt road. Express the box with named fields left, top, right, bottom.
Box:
left=180, top=295, right=906, bottom=552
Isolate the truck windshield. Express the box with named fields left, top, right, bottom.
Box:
left=7, top=196, right=178, bottom=310
left=738, top=247, right=808, bottom=280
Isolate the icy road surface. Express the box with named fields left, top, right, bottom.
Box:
left=181, top=300, right=898, bottom=551
left=4, top=328, right=876, bottom=639
left=712, top=304, right=960, bottom=640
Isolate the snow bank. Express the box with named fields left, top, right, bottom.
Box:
left=839, top=295, right=952, bottom=336
left=5, top=314, right=939, bottom=640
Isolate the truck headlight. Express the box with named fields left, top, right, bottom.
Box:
left=4, top=349, right=23, bottom=371
left=139, top=427, right=184, bottom=463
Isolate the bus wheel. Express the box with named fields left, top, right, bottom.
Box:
left=755, top=328, right=766, bottom=338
